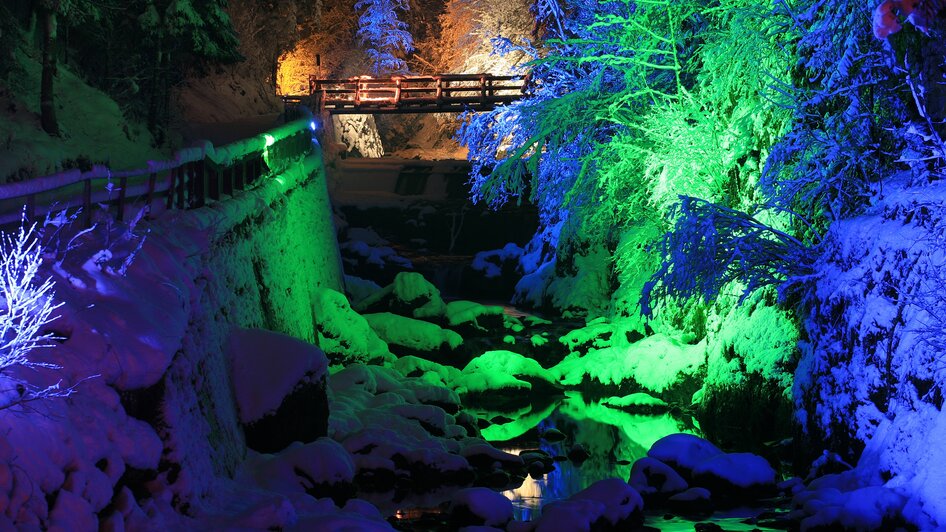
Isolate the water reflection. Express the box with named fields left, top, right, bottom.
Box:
left=476, top=391, right=695, bottom=520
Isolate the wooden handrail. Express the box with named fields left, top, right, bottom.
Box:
left=0, top=108, right=318, bottom=228
left=307, top=73, right=527, bottom=114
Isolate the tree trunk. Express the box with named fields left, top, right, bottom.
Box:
left=39, top=3, right=59, bottom=137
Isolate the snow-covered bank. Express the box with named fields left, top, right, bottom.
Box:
left=793, top=176, right=946, bottom=528
left=0, top=146, right=345, bottom=526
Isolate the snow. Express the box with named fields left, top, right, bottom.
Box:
left=603, top=393, right=668, bottom=409
left=365, top=312, right=463, bottom=353
left=356, top=271, right=447, bottom=319
left=559, top=319, right=614, bottom=353
left=647, top=434, right=724, bottom=474
left=628, top=457, right=688, bottom=496
left=554, top=333, right=705, bottom=394
left=791, top=178, right=946, bottom=528
left=313, top=288, right=393, bottom=365
left=456, top=350, right=557, bottom=395
left=792, top=471, right=909, bottom=531
left=702, top=289, right=798, bottom=394
left=228, top=327, right=329, bottom=423
left=0, top=47, right=163, bottom=181
left=345, top=274, right=383, bottom=305
left=0, top=110, right=362, bottom=528
left=531, top=478, right=643, bottom=531
left=340, top=238, right=413, bottom=269
left=450, top=487, right=515, bottom=527
left=446, top=300, right=505, bottom=329
left=668, top=487, right=711, bottom=505
left=239, top=438, right=355, bottom=495
left=472, top=243, right=524, bottom=279
left=545, top=245, right=612, bottom=317
left=569, top=477, right=643, bottom=525
left=692, top=452, right=777, bottom=489
left=392, top=356, right=463, bottom=387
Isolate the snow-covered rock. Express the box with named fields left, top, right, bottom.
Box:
left=532, top=478, right=643, bottom=531
left=691, top=452, right=777, bottom=498
left=553, top=333, right=705, bottom=400
left=448, top=487, right=514, bottom=527
left=646, top=433, right=724, bottom=477
left=628, top=456, right=688, bottom=500
left=602, top=392, right=669, bottom=414
left=471, top=243, right=523, bottom=279
left=344, top=274, right=383, bottom=307
left=356, top=271, right=447, bottom=320
left=455, top=350, right=561, bottom=404
left=239, top=438, right=356, bottom=500
left=313, top=288, right=393, bottom=366
left=667, top=487, right=713, bottom=516
left=228, top=327, right=329, bottom=453
left=364, top=312, right=463, bottom=356
left=446, top=300, right=506, bottom=334
left=791, top=471, right=910, bottom=531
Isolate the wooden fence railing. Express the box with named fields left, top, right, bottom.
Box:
left=308, top=74, right=527, bottom=114
left=0, top=109, right=317, bottom=228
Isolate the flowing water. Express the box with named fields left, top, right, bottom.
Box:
left=478, top=392, right=791, bottom=530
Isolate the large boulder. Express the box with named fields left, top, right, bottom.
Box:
left=228, top=328, right=330, bottom=453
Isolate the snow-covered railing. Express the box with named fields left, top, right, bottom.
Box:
left=308, top=74, right=526, bottom=114
left=0, top=108, right=318, bottom=227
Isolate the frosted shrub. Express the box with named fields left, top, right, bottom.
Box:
left=0, top=218, right=66, bottom=409
left=643, top=197, right=810, bottom=314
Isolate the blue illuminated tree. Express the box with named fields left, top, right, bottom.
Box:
left=354, top=0, right=414, bottom=75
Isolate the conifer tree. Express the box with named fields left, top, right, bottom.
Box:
left=354, top=0, right=414, bottom=75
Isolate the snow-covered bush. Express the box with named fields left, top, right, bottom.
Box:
left=0, top=218, right=66, bottom=409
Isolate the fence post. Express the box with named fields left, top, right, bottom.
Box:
left=166, top=169, right=175, bottom=210
left=176, top=166, right=186, bottom=210
left=222, top=166, right=233, bottom=197
left=236, top=160, right=245, bottom=190
left=117, top=175, right=128, bottom=221
left=26, top=194, right=35, bottom=224
left=83, top=180, right=92, bottom=227
left=195, top=161, right=206, bottom=208
left=147, top=172, right=157, bottom=214
left=208, top=164, right=220, bottom=201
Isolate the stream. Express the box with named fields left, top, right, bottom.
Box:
left=378, top=389, right=792, bottom=531
left=334, top=197, right=793, bottom=530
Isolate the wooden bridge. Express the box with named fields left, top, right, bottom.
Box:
left=303, top=74, right=526, bottom=114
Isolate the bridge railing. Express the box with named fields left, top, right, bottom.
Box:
left=309, top=74, right=526, bottom=113
left=0, top=109, right=317, bottom=228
